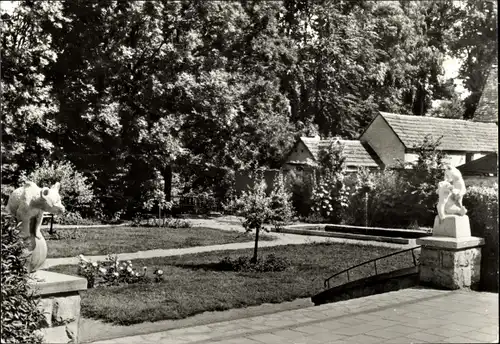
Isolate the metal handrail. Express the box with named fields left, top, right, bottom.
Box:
left=324, top=246, right=421, bottom=289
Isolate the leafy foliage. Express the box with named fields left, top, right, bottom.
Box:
left=19, top=160, right=95, bottom=218
left=2, top=0, right=495, bottom=218
left=311, top=139, right=349, bottom=223
left=428, top=96, right=466, bottom=119
left=228, top=175, right=272, bottom=234
left=448, top=1, right=498, bottom=119
left=218, top=254, right=291, bottom=273
left=1, top=2, right=66, bottom=184
left=346, top=136, right=445, bottom=228
left=285, top=170, right=315, bottom=218
left=1, top=216, right=45, bottom=344
left=464, top=184, right=498, bottom=292
left=227, top=171, right=292, bottom=261
left=132, top=217, right=192, bottom=229
left=268, top=173, right=294, bottom=228
left=77, top=254, right=164, bottom=289
left=344, top=167, right=376, bottom=226
left=397, top=135, right=446, bottom=224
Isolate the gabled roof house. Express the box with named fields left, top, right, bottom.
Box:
left=359, top=112, right=498, bottom=167
left=283, top=136, right=381, bottom=172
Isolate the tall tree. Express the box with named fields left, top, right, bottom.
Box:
left=47, top=1, right=189, bottom=215
left=1, top=1, right=65, bottom=184
left=449, top=0, right=498, bottom=119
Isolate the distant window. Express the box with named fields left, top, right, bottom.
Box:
left=465, top=153, right=473, bottom=163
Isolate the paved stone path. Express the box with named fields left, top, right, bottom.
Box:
left=90, top=288, right=498, bottom=344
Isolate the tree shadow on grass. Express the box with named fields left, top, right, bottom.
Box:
left=172, top=262, right=235, bottom=272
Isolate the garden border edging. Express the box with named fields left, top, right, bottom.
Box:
left=273, top=227, right=417, bottom=245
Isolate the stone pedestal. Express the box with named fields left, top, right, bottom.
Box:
left=417, top=236, right=484, bottom=290
left=29, top=270, right=87, bottom=344
left=433, top=215, right=471, bottom=238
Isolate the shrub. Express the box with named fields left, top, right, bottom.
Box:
left=1, top=184, right=15, bottom=207
left=285, top=170, right=315, bottom=217
left=303, top=213, right=326, bottom=224
left=225, top=173, right=277, bottom=262
left=268, top=173, right=294, bottom=228
left=54, top=211, right=100, bottom=226
left=311, top=139, right=349, bottom=223
left=395, top=135, right=445, bottom=226
left=1, top=216, right=45, bottom=344
left=344, top=168, right=375, bottom=226
left=77, top=254, right=164, bottom=289
left=132, top=216, right=192, bottom=228
left=345, top=136, right=445, bottom=228
left=141, top=171, right=172, bottom=215
left=463, top=184, right=498, bottom=292
left=218, top=254, right=291, bottom=272
left=356, top=169, right=408, bottom=227
left=19, top=160, right=95, bottom=218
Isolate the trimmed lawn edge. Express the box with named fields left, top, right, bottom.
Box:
left=80, top=298, right=313, bottom=343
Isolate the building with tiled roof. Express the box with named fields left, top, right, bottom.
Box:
left=457, top=153, right=497, bottom=176
left=474, top=64, right=498, bottom=124
left=360, top=112, right=498, bottom=167
left=457, top=153, right=498, bottom=187
left=284, top=136, right=382, bottom=172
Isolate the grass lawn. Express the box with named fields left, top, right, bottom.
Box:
left=46, top=226, right=274, bottom=258
left=49, top=242, right=418, bottom=325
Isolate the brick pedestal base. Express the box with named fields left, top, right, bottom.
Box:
left=416, top=236, right=484, bottom=290
left=29, top=270, right=87, bottom=344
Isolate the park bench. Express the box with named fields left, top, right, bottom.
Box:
left=1, top=211, right=56, bottom=234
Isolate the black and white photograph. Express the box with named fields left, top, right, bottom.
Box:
left=1, top=0, right=498, bottom=343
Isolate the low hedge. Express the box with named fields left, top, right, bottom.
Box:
left=463, top=185, right=499, bottom=292
left=1, top=216, right=46, bottom=343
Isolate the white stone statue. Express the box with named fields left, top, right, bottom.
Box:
left=6, top=181, right=65, bottom=273
left=436, top=165, right=467, bottom=221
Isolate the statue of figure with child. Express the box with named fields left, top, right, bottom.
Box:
left=436, top=164, right=467, bottom=221
left=434, top=163, right=472, bottom=238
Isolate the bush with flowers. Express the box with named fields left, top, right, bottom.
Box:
left=311, top=139, right=349, bottom=223
left=77, top=254, right=164, bottom=288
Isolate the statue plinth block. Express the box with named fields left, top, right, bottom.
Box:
left=417, top=236, right=484, bottom=290
left=433, top=215, right=471, bottom=238
left=29, top=271, right=87, bottom=344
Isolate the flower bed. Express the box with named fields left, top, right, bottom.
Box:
left=77, top=254, right=164, bottom=288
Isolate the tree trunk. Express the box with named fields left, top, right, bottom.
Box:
left=163, top=165, right=172, bottom=202
left=252, top=227, right=260, bottom=263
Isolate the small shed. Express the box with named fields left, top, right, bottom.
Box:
left=457, top=153, right=498, bottom=187
left=283, top=136, right=382, bottom=173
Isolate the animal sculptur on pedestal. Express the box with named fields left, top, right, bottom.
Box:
left=6, top=181, right=65, bottom=274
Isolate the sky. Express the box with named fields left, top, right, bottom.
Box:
left=1, top=0, right=467, bottom=99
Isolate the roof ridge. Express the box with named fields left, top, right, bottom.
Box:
left=380, top=112, right=493, bottom=125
